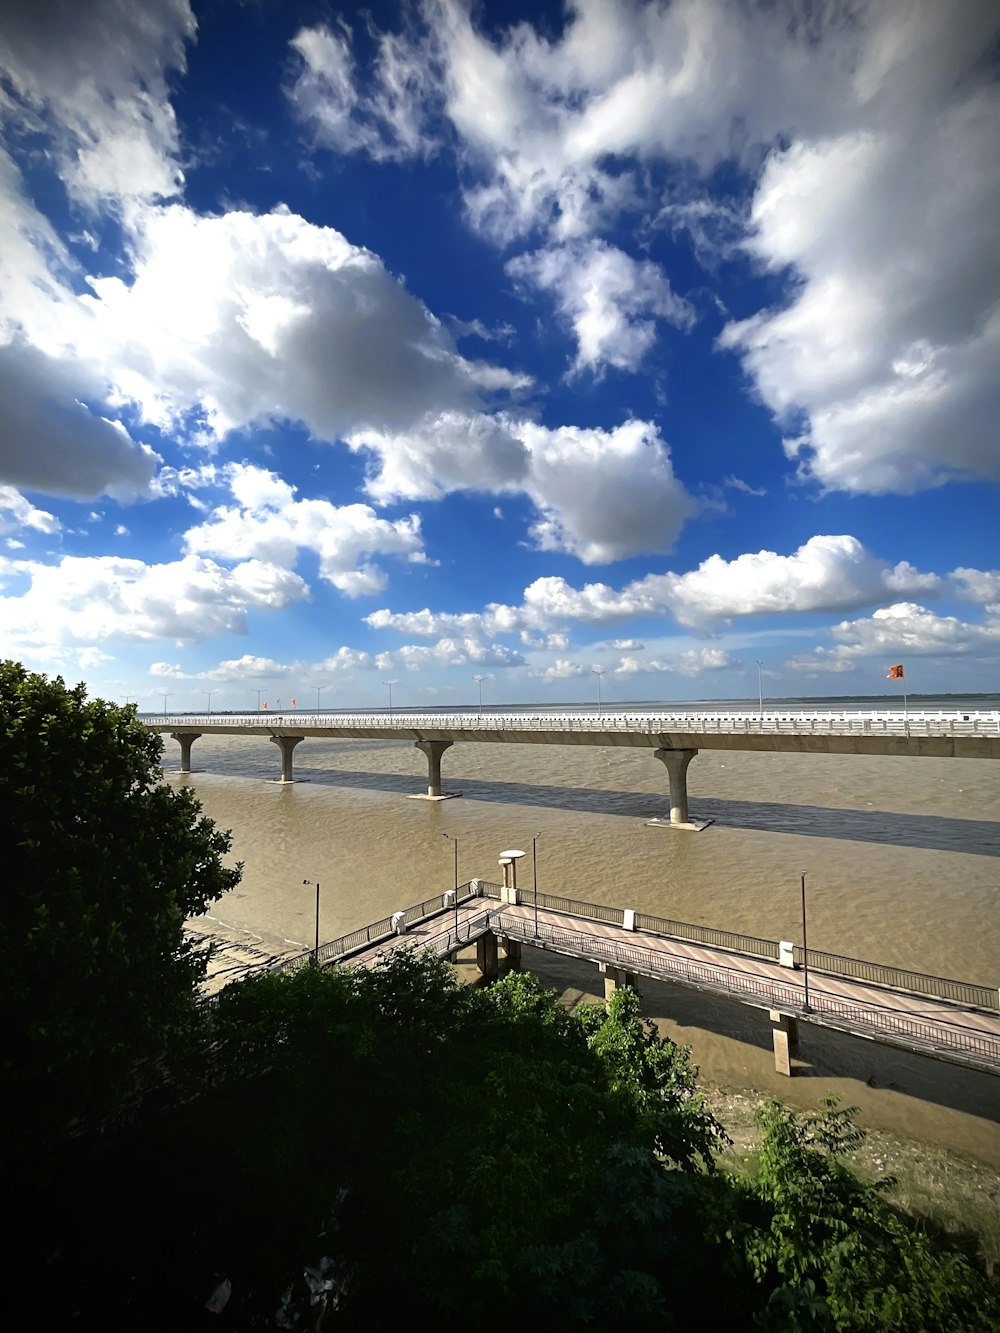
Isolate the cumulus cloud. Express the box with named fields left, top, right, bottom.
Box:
left=0, top=552, right=307, bottom=659
left=612, top=647, right=735, bottom=677
left=0, top=0, right=194, bottom=206
left=182, top=463, right=424, bottom=597
left=317, top=646, right=372, bottom=672
left=378, top=637, right=525, bottom=672
left=0, top=485, right=60, bottom=536
left=951, top=567, right=1000, bottom=608
left=80, top=204, right=526, bottom=448
left=507, top=240, right=694, bottom=374
left=830, top=602, right=1000, bottom=658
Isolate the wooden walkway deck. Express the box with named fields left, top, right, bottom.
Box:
left=273, top=893, right=1000, bottom=1078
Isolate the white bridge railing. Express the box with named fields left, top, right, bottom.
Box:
left=143, top=709, right=1000, bottom=737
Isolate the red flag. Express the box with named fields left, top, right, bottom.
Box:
left=887, top=664, right=904, bottom=679
left=291, top=698, right=296, bottom=708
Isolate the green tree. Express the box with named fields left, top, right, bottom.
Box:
left=1, top=661, right=240, bottom=1172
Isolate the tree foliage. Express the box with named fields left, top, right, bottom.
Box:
left=1, top=660, right=240, bottom=1169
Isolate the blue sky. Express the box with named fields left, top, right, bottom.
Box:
left=1, top=0, right=998, bottom=711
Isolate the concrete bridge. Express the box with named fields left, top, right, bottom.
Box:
left=146, top=708, right=1000, bottom=829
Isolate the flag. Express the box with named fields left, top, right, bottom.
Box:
left=291, top=698, right=296, bottom=708
left=887, top=664, right=904, bottom=679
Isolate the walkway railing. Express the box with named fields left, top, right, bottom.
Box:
left=492, top=915, right=1000, bottom=1068
left=477, top=882, right=997, bottom=1010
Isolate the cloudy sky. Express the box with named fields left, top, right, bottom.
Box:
left=1, top=0, right=998, bottom=711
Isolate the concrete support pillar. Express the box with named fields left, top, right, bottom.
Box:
left=500, top=936, right=523, bottom=973
left=269, top=733, right=304, bottom=783
left=170, top=732, right=202, bottom=774
left=600, top=963, right=640, bottom=1001
left=769, top=1010, right=799, bottom=1077
left=653, top=747, right=698, bottom=825
left=414, top=738, right=453, bottom=797
left=476, top=930, right=499, bottom=981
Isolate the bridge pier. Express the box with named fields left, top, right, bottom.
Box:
left=411, top=738, right=459, bottom=800
left=600, top=962, right=640, bottom=1001
left=648, top=748, right=712, bottom=830
left=477, top=930, right=499, bottom=980
left=499, top=935, right=523, bottom=974
left=269, top=734, right=305, bottom=783
left=170, top=731, right=201, bottom=774
left=769, top=1011, right=800, bottom=1076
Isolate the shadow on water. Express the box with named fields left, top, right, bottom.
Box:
left=276, top=766, right=1000, bottom=857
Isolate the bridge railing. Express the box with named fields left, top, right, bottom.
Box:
left=635, top=912, right=780, bottom=961
left=146, top=709, right=1000, bottom=737
left=792, top=946, right=999, bottom=1010
left=492, top=915, right=1000, bottom=1068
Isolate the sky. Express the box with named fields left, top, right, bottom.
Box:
left=0, top=0, right=998, bottom=713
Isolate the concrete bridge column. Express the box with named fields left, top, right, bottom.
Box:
left=477, top=930, right=499, bottom=981
left=269, top=734, right=304, bottom=783
left=769, top=1010, right=799, bottom=1077
left=413, top=738, right=454, bottom=797
left=170, top=732, right=202, bottom=774
left=500, top=936, right=523, bottom=973
left=652, top=747, right=699, bottom=826
left=600, top=962, right=640, bottom=1001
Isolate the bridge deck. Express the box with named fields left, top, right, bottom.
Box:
left=273, top=895, right=1000, bottom=1077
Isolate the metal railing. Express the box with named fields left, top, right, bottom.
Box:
left=492, top=915, right=1000, bottom=1069
left=793, top=946, right=999, bottom=1010
left=635, top=912, right=779, bottom=961
left=144, top=708, right=1000, bottom=739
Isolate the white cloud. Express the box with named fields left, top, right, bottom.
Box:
left=182, top=463, right=424, bottom=597
left=612, top=647, right=735, bottom=677
left=288, top=21, right=437, bottom=163
left=830, top=602, right=1000, bottom=658
left=80, top=203, right=525, bottom=448
left=204, top=655, right=293, bottom=681
left=952, top=567, right=1000, bottom=608
left=507, top=240, right=694, bottom=374
left=518, top=419, right=695, bottom=563
left=0, top=552, right=307, bottom=660
left=537, top=658, right=586, bottom=682
left=317, top=646, right=372, bottom=672
left=0, top=485, right=60, bottom=536
left=0, top=0, right=195, bottom=206
left=379, top=637, right=525, bottom=672
left=723, top=475, right=766, bottom=497
left=608, top=639, right=644, bottom=651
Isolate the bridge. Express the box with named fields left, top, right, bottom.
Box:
left=267, top=880, right=1000, bottom=1078
left=147, top=708, right=1000, bottom=828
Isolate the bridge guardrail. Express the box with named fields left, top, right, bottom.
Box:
left=493, top=915, right=1000, bottom=1068
left=792, top=946, right=999, bottom=1011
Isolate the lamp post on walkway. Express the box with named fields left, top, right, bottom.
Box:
left=532, top=832, right=541, bottom=937
left=253, top=688, right=262, bottom=712
left=206, top=690, right=216, bottom=715
left=501, top=848, right=525, bottom=900
left=498, top=856, right=511, bottom=889
left=303, top=878, right=320, bottom=964
left=473, top=674, right=484, bottom=718
left=383, top=679, right=398, bottom=714
left=161, top=692, right=172, bottom=717
left=442, top=832, right=460, bottom=939
left=312, top=684, right=326, bottom=712
left=800, top=870, right=811, bottom=1014
left=592, top=666, right=605, bottom=717
left=755, top=660, right=764, bottom=715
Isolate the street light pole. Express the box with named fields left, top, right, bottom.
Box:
left=303, top=878, right=320, bottom=964
left=162, top=692, right=171, bottom=717
left=800, top=871, right=811, bottom=1014
left=592, top=666, right=605, bottom=717
left=442, top=832, right=460, bottom=940
left=383, top=679, right=398, bottom=714
left=473, top=674, right=484, bottom=718
left=206, top=690, right=215, bottom=715
left=254, top=688, right=262, bottom=712
left=312, top=684, right=325, bottom=712
left=755, top=660, right=764, bottom=715
left=532, top=832, right=541, bottom=938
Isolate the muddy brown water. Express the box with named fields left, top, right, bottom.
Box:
left=170, top=731, right=1000, bottom=1164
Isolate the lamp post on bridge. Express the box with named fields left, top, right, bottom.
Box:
left=253, top=688, right=262, bottom=712
left=755, top=660, right=764, bottom=716
left=383, top=679, right=398, bottom=714
left=532, top=832, right=541, bottom=937
left=500, top=848, right=525, bottom=901
left=311, top=684, right=327, bottom=713
left=303, top=878, right=320, bottom=964
left=592, top=666, right=606, bottom=718
left=206, top=689, right=216, bottom=715
left=473, top=674, right=484, bottom=718
left=161, top=692, right=172, bottom=718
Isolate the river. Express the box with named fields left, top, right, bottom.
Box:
left=169, top=697, right=1000, bottom=1164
